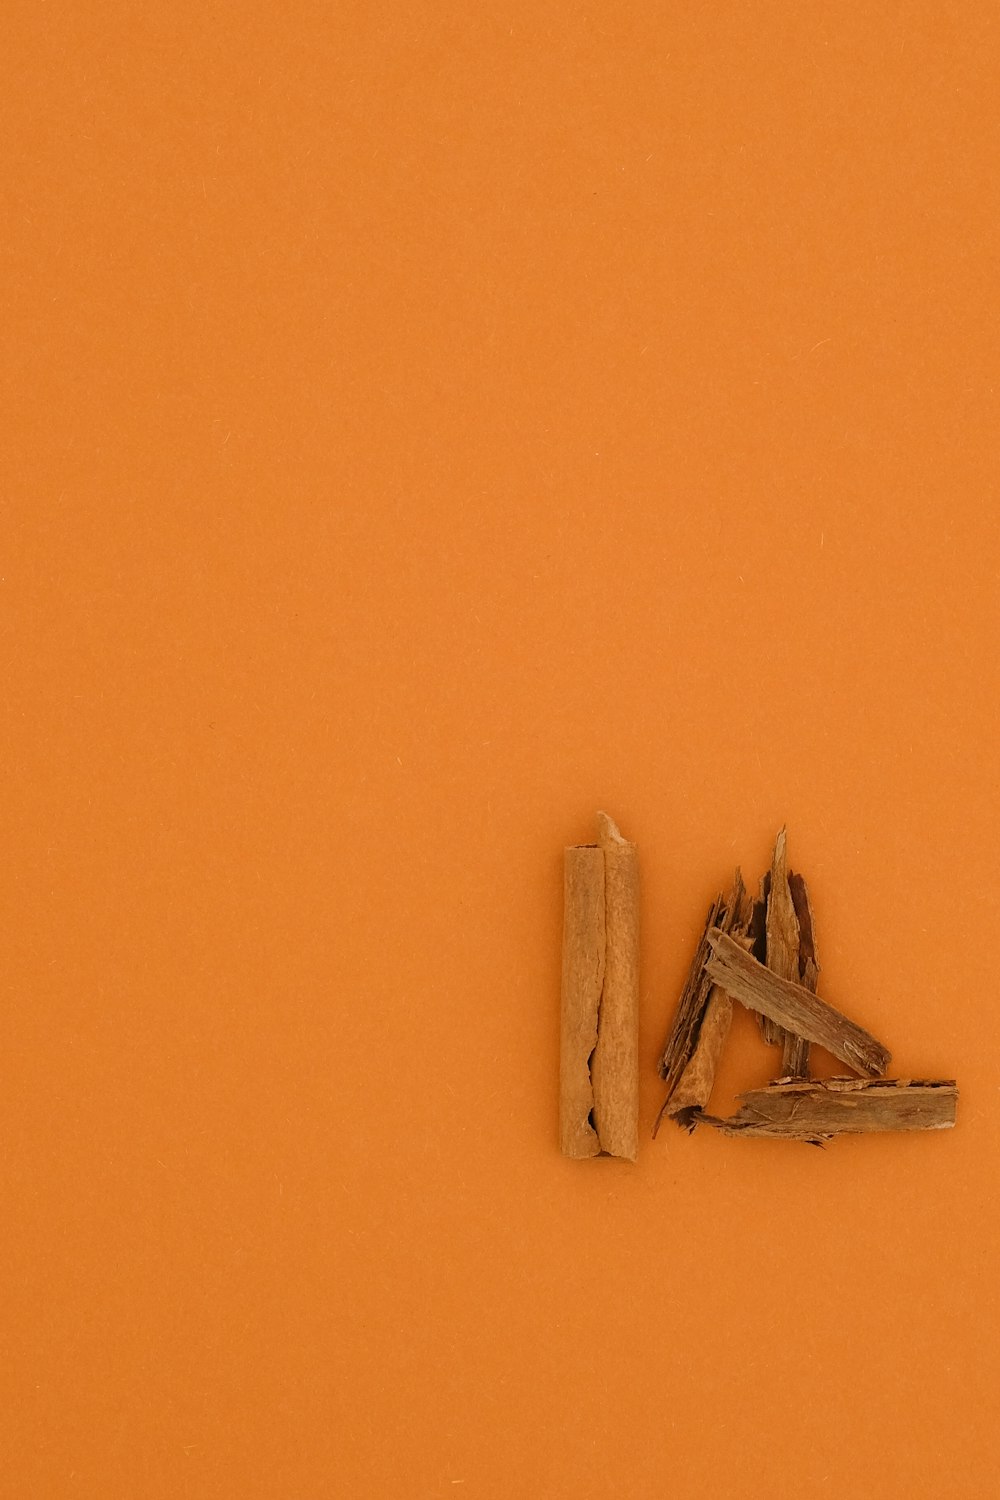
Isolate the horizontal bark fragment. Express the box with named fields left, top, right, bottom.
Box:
left=685, top=1078, right=957, bottom=1143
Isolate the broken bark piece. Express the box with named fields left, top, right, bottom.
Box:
left=786, top=871, right=819, bottom=1073
left=590, top=812, right=640, bottom=1161
left=654, top=871, right=751, bottom=1135
left=765, top=830, right=809, bottom=1076
left=559, top=843, right=604, bottom=1158
left=789, top=870, right=820, bottom=993
left=766, top=830, right=799, bottom=982
left=704, top=929, right=891, bottom=1078
left=656, top=869, right=751, bottom=1090
left=663, top=985, right=733, bottom=1116
left=656, top=890, right=725, bottom=1086
left=749, top=874, right=770, bottom=965
left=781, top=1031, right=811, bottom=1078
left=750, top=870, right=780, bottom=1045
left=688, top=1078, right=958, bottom=1144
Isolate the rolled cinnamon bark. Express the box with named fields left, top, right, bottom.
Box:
left=559, top=843, right=604, bottom=1158
left=590, top=813, right=639, bottom=1160
left=559, top=813, right=639, bottom=1160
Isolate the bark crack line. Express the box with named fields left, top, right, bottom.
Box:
left=586, top=863, right=609, bottom=1144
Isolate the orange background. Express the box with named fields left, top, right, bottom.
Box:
left=4, top=4, right=999, bottom=1497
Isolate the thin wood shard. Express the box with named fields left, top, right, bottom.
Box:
left=559, top=814, right=639, bottom=1160
left=750, top=871, right=780, bottom=1045
left=590, top=812, right=640, bottom=1161
left=688, top=1078, right=958, bottom=1144
left=789, top=871, right=819, bottom=991
left=766, top=830, right=810, bottom=1076
left=664, top=985, right=733, bottom=1117
left=766, top=831, right=799, bottom=983
left=654, top=870, right=751, bottom=1134
left=657, top=891, right=724, bottom=1088
left=704, top=929, right=891, bottom=1078
left=781, top=1030, right=811, bottom=1078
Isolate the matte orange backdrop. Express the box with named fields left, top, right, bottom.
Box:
left=4, top=4, right=999, bottom=1497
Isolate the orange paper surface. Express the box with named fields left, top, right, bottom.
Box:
left=3, top=4, right=999, bottom=1497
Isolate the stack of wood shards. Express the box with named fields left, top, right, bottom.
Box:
left=655, top=830, right=958, bottom=1146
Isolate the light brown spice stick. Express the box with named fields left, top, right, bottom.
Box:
left=689, top=1078, right=957, bottom=1143
left=590, top=812, right=639, bottom=1161
left=704, top=929, right=891, bottom=1077
left=559, top=843, right=604, bottom=1158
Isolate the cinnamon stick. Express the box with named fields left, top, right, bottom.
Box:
left=687, top=1078, right=957, bottom=1144
left=559, top=843, right=604, bottom=1158
left=590, top=813, right=640, bottom=1160
left=704, top=929, right=891, bottom=1077
left=559, top=814, right=639, bottom=1160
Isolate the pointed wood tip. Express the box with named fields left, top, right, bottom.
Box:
left=596, top=810, right=629, bottom=846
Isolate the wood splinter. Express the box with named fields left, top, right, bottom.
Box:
left=653, top=869, right=752, bottom=1135
left=765, top=829, right=809, bottom=1076
left=559, top=813, right=639, bottom=1160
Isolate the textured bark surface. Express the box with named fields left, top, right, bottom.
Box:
left=663, top=985, right=734, bottom=1117
left=704, top=929, right=891, bottom=1078
left=559, top=814, right=639, bottom=1160
left=559, top=844, right=604, bottom=1158
left=751, top=870, right=780, bottom=1046
left=685, top=1078, right=957, bottom=1144
left=590, top=812, right=639, bottom=1161
left=765, top=831, right=809, bottom=1076
left=655, top=871, right=751, bottom=1134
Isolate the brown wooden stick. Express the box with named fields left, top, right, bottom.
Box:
left=559, top=843, right=604, bottom=1158
left=590, top=812, right=639, bottom=1161
left=704, top=929, right=891, bottom=1077
left=688, top=1078, right=957, bottom=1143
